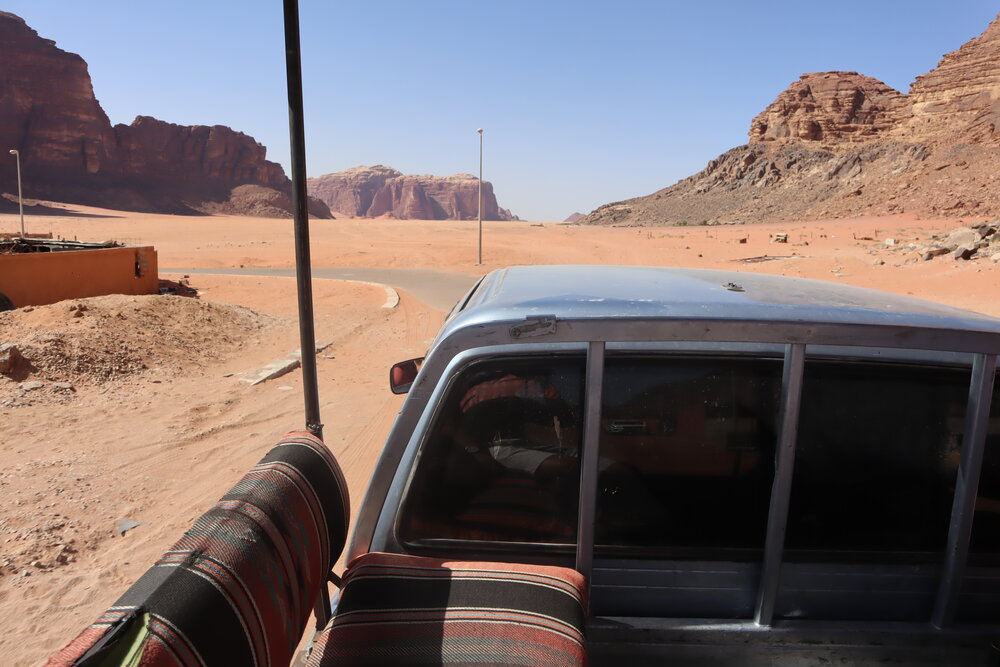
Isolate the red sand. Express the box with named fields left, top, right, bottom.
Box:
left=1, top=204, right=998, bottom=665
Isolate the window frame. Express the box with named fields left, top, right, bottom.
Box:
left=379, top=336, right=998, bottom=627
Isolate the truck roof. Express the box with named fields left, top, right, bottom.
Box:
left=445, top=265, right=1000, bottom=340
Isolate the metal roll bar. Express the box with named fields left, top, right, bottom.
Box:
left=282, top=0, right=323, bottom=441
left=283, top=0, right=329, bottom=629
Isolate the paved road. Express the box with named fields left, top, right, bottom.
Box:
left=162, top=266, right=482, bottom=312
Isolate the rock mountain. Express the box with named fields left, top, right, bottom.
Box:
left=308, top=165, right=516, bottom=221
left=0, top=12, right=330, bottom=217
left=581, top=12, right=1000, bottom=225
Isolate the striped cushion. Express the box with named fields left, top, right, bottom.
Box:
left=47, top=430, right=349, bottom=667
left=306, top=553, right=587, bottom=666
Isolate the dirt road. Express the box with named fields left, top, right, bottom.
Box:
left=165, top=266, right=481, bottom=312
left=0, top=275, right=445, bottom=666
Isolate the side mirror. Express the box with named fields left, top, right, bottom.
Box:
left=389, top=358, right=424, bottom=394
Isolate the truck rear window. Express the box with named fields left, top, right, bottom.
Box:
left=596, top=356, right=782, bottom=557
left=399, top=353, right=999, bottom=567
left=596, top=357, right=992, bottom=562
left=398, top=356, right=586, bottom=547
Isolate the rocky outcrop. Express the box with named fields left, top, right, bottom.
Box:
left=202, top=184, right=332, bottom=219
left=893, top=219, right=1000, bottom=262
left=114, top=117, right=288, bottom=187
left=899, top=13, right=1000, bottom=145
left=307, top=165, right=402, bottom=217
left=0, top=12, right=329, bottom=218
left=308, top=166, right=516, bottom=220
left=749, top=72, right=907, bottom=145
left=0, top=12, right=118, bottom=180
left=580, top=12, right=1000, bottom=226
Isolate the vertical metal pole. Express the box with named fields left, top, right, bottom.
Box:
left=476, top=128, right=483, bottom=266
left=282, top=0, right=322, bottom=441
left=9, top=150, right=23, bottom=237
left=755, top=343, right=806, bottom=626
left=932, top=353, right=997, bottom=629
left=576, top=341, right=605, bottom=614
left=282, top=0, right=329, bottom=631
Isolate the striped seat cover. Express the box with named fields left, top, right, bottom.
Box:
left=47, top=430, right=349, bottom=667
left=306, top=552, right=588, bottom=666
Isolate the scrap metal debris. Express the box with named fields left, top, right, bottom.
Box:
left=116, top=518, right=145, bottom=536
left=735, top=255, right=800, bottom=263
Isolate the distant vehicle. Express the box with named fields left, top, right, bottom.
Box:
left=355, top=264, right=1000, bottom=664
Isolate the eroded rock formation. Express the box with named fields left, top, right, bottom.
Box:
left=114, top=117, right=288, bottom=187
left=0, top=12, right=117, bottom=180
left=0, top=12, right=330, bottom=217
left=581, top=12, right=1000, bottom=225
left=308, top=166, right=516, bottom=220
left=749, top=72, right=907, bottom=145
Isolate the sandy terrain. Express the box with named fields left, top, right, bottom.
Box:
left=2, top=203, right=999, bottom=665
left=11, top=203, right=1000, bottom=315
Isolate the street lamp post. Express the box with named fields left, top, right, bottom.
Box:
left=8, top=149, right=23, bottom=238
left=477, top=128, right=483, bottom=266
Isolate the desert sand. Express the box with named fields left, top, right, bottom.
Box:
left=2, top=204, right=999, bottom=665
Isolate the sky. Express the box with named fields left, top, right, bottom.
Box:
left=5, top=1, right=999, bottom=221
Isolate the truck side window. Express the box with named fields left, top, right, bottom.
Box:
left=398, top=356, right=586, bottom=548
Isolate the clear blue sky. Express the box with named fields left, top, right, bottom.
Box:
left=5, top=1, right=998, bottom=221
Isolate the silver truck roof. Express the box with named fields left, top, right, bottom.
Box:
left=442, top=265, right=1000, bottom=339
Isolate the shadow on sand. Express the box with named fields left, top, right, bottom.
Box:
left=0, top=195, right=123, bottom=219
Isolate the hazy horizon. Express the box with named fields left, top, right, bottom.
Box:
left=4, top=1, right=997, bottom=220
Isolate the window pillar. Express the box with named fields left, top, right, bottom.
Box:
left=755, top=343, right=806, bottom=626
left=932, top=352, right=998, bottom=628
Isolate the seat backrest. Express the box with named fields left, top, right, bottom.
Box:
left=47, top=430, right=350, bottom=667
left=306, top=552, right=588, bottom=666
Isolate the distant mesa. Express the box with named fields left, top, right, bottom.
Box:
left=0, top=12, right=331, bottom=218
left=580, top=12, right=1000, bottom=225
left=308, top=165, right=517, bottom=221
left=563, top=212, right=585, bottom=223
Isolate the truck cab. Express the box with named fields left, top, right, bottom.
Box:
left=351, top=264, right=1000, bottom=664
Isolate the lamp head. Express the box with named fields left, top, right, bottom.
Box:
left=477, top=128, right=483, bottom=134
left=8, top=149, right=18, bottom=155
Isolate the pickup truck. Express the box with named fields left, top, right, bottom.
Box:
left=49, top=265, right=1000, bottom=666
left=359, top=265, right=1000, bottom=664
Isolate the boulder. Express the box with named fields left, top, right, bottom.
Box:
left=944, top=228, right=982, bottom=248
left=0, top=343, right=24, bottom=375
left=921, top=246, right=951, bottom=260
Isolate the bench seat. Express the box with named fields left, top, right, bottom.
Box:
left=306, top=552, right=587, bottom=666
left=47, top=431, right=349, bottom=667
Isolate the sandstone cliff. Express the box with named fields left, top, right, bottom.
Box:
left=749, top=72, right=908, bottom=145
left=308, top=165, right=516, bottom=221
left=0, top=12, right=330, bottom=218
left=0, top=12, right=117, bottom=183
left=581, top=13, right=1000, bottom=225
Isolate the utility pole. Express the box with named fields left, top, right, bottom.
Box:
left=477, top=128, right=483, bottom=266
left=9, top=149, right=23, bottom=237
